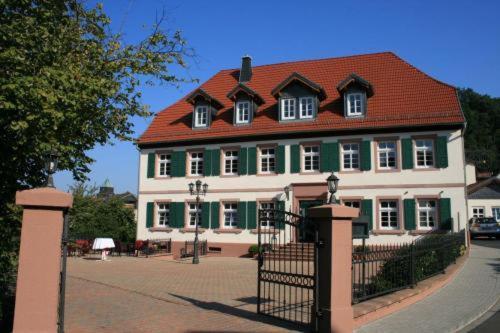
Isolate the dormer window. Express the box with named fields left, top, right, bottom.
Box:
left=281, top=98, right=296, bottom=120
left=236, top=101, right=250, bottom=124
left=300, top=97, right=314, bottom=119
left=346, top=93, right=364, bottom=117
left=194, top=106, right=208, bottom=127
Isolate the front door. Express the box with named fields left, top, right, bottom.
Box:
left=299, top=200, right=323, bottom=242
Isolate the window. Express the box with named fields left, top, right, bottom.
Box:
left=472, top=207, right=485, bottom=218
left=224, top=150, right=238, bottom=175
left=236, top=101, right=250, bottom=124
left=299, top=97, right=314, bottom=119
left=190, top=152, right=204, bottom=176
left=281, top=98, right=296, bottom=120
left=260, top=147, right=276, bottom=173
left=343, top=200, right=361, bottom=208
left=342, top=143, right=360, bottom=170
left=223, top=203, right=238, bottom=228
left=415, top=139, right=434, bottom=168
left=158, top=153, right=171, bottom=176
left=188, top=203, right=202, bottom=227
left=346, top=93, right=363, bottom=117
left=303, top=145, right=320, bottom=172
left=417, top=199, right=437, bottom=230
left=379, top=200, right=399, bottom=230
left=157, top=203, right=170, bottom=226
left=260, top=202, right=275, bottom=228
left=194, top=106, right=208, bottom=127
left=377, top=141, right=397, bottom=169
left=492, top=208, right=500, bottom=222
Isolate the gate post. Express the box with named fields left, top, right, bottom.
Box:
left=13, top=187, right=73, bottom=333
left=308, top=204, right=358, bottom=333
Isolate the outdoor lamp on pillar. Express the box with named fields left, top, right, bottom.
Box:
left=188, top=180, right=208, bottom=264
left=327, top=172, right=340, bottom=204
left=44, top=150, right=59, bottom=188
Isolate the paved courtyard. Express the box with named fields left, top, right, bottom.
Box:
left=65, top=256, right=304, bottom=333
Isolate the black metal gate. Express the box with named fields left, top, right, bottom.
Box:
left=257, top=209, right=318, bottom=331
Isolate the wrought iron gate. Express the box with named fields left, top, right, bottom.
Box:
left=257, top=209, right=318, bottom=331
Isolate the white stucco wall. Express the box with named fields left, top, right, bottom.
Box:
left=468, top=199, right=500, bottom=221
left=465, top=163, right=477, bottom=186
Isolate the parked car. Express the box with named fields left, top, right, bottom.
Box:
left=469, top=217, right=500, bottom=239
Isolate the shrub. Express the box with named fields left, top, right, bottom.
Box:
left=248, top=244, right=259, bottom=255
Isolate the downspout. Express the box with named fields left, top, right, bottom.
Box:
left=456, top=89, right=470, bottom=246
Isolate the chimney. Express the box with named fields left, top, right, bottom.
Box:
left=239, top=55, right=252, bottom=82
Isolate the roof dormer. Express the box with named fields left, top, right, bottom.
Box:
left=271, top=72, right=326, bottom=122
left=185, top=88, right=224, bottom=129
left=337, top=73, right=374, bottom=118
left=227, top=83, right=264, bottom=126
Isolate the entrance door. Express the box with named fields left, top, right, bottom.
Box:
left=299, top=200, right=323, bottom=242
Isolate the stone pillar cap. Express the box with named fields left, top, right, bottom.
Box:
left=16, top=187, right=73, bottom=209
left=307, top=204, right=359, bottom=219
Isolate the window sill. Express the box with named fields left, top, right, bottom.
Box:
left=299, top=171, right=321, bottom=175
left=256, top=173, right=278, bottom=177
left=372, top=230, right=406, bottom=235
left=220, top=174, right=239, bottom=178
left=148, top=227, right=173, bottom=233
left=409, top=229, right=446, bottom=235
left=214, top=228, right=243, bottom=234
left=186, top=175, right=205, bottom=179
left=375, top=168, right=400, bottom=173
left=412, top=167, right=439, bottom=172
left=250, top=229, right=279, bottom=234
left=180, top=228, right=207, bottom=234
left=339, top=169, right=362, bottom=174
left=154, top=176, right=172, bottom=180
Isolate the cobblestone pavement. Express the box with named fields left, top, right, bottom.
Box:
left=65, top=256, right=305, bottom=333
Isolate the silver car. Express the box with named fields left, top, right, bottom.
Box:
left=469, top=217, right=500, bottom=239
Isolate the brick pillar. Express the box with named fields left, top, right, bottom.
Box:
left=308, top=204, right=358, bottom=333
left=14, top=187, right=73, bottom=333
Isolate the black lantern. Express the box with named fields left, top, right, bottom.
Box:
left=326, top=172, right=340, bottom=204
left=189, top=182, right=195, bottom=195
left=44, top=149, right=59, bottom=188
left=284, top=185, right=290, bottom=200
left=195, top=179, right=202, bottom=192
left=202, top=183, right=208, bottom=194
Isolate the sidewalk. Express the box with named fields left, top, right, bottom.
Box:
left=356, top=240, right=500, bottom=333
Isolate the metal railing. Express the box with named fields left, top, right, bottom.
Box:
left=352, top=231, right=465, bottom=303
left=135, top=239, right=172, bottom=257
left=180, top=240, right=207, bottom=258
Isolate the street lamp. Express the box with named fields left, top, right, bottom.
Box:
left=188, top=179, right=208, bottom=264
left=326, top=172, right=340, bottom=204
left=44, top=149, right=59, bottom=188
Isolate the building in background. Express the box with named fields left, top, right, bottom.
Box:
left=98, top=179, right=138, bottom=220
left=467, top=175, right=500, bottom=222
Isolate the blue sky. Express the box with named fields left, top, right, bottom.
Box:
left=55, top=0, right=500, bottom=194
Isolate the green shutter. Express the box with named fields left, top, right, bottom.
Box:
left=146, top=202, right=154, bottom=228
left=203, top=149, right=212, bottom=176
left=239, top=148, right=248, bottom=175
left=404, top=199, right=416, bottom=230
left=172, top=151, right=186, bottom=177
left=201, top=202, right=210, bottom=228
left=247, top=201, right=257, bottom=229
left=402, top=138, right=413, bottom=170
left=147, top=153, right=155, bottom=178
left=276, top=145, right=285, bottom=174
left=360, top=140, right=372, bottom=171
left=211, top=202, right=220, bottom=229
left=237, top=201, right=247, bottom=229
left=248, top=147, right=257, bottom=175
left=360, top=199, right=373, bottom=230
left=332, top=142, right=340, bottom=172
left=439, top=198, right=452, bottom=230
left=290, top=144, right=300, bottom=173
left=320, top=142, right=330, bottom=172
left=211, top=149, right=220, bottom=176
left=436, top=136, right=449, bottom=168
left=170, top=202, right=185, bottom=228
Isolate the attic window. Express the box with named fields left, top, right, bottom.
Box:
left=346, top=93, right=363, bottom=117
left=236, top=101, right=250, bottom=124
left=281, top=98, right=296, bottom=120
left=194, top=106, right=208, bottom=127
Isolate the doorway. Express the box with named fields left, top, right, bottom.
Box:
left=298, top=200, right=323, bottom=242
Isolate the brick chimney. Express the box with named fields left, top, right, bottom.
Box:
left=239, top=55, right=252, bottom=83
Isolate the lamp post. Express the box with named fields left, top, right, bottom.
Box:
left=44, top=149, right=59, bottom=188
left=326, top=172, right=340, bottom=204
left=188, top=179, right=208, bottom=264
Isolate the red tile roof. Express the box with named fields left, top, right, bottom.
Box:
left=138, top=52, right=464, bottom=146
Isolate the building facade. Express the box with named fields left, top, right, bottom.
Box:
left=467, top=175, right=500, bottom=222
left=137, top=52, right=467, bottom=257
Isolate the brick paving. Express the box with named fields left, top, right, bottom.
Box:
left=65, top=256, right=305, bottom=333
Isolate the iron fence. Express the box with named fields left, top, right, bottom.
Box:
left=136, top=239, right=172, bottom=257
left=352, top=231, right=465, bottom=303
left=180, top=240, right=208, bottom=258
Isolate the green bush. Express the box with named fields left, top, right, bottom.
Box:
left=248, top=244, right=259, bottom=255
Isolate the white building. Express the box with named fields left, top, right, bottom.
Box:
left=467, top=175, right=500, bottom=222
left=136, top=52, right=468, bottom=257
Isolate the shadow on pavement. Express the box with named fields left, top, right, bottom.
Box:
left=471, top=239, right=500, bottom=250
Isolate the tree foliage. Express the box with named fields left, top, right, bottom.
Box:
left=459, top=88, right=500, bottom=173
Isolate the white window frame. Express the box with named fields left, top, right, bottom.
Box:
left=415, top=139, right=435, bottom=168
left=157, top=202, right=170, bottom=227
left=379, top=200, right=399, bottom=230
left=417, top=199, right=438, bottom=230
left=194, top=105, right=208, bottom=127
left=472, top=207, right=485, bottom=218
left=299, top=96, right=314, bottom=119
left=492, top=207, right=500, bottom=222
left=189, top=151, right=204, bottom=176
left=342, top=142, right=360, bottom=171
left=158, top=153, right=171, bottom=177
left=346, top=93, right=363, bottom=117
left=259, top=202, right=275, bottom=228
left=281, top=98, right=296, bottom=120
left=223, top=150, right=238, bottom=175
left=236, top=101, right=250, bottom=124
left=260, top=147, right=276, bottom=174
left=188, top=203, right=202, bottom=227
left=377, top=141, right=397, bottom=170
left=223, top=203, right=239, bottom=229
left=303, top=145, right=320, bottom=172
